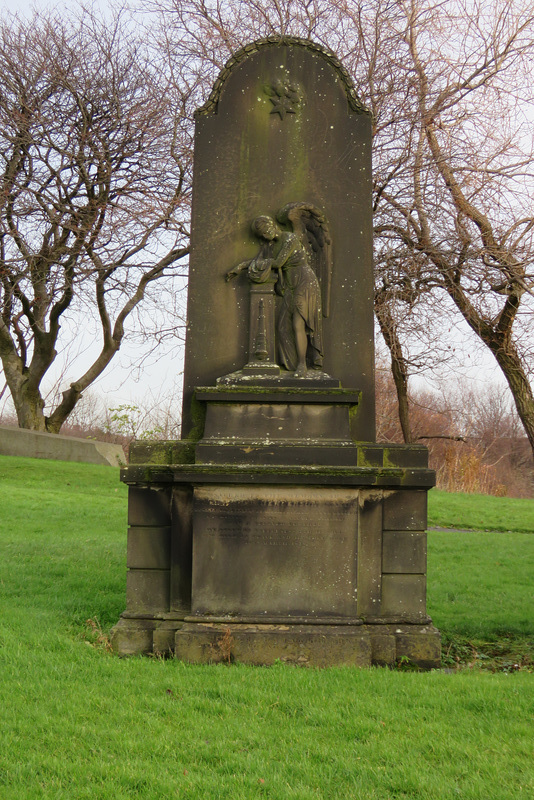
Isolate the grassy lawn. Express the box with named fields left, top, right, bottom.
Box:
left=428, top=488, right=534, bottom=533
left=0, top=455, right=533, bottom=799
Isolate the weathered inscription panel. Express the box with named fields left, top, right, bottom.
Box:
left=191, top=485, right=358, bottom=619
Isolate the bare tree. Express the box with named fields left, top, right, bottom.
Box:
left=0, top=6, right=190, bottom=432
left=362, top=0, right=534, bottom=451
left=150, top=0, right=534, bottom=453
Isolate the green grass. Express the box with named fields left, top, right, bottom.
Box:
left=429, top=529, right=533, bottom=637
left=428, top=488, right=534, bottom=532
left=0, top=456, right=533, bottom=799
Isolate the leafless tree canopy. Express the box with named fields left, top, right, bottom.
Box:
left=151, top=0, right=534, bottom=452
left=0, top=6, right=190, bottom=432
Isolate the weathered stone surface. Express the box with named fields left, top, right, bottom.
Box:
left=126, top=569, right=170, bottom=615
left=394, top=625, right=442, bottom=669
left=382, top=530, right=426, bottom=574
left=128, top=486, right=171, bottom=527
left=191, top=485, right=359, bottom=620
left=126, top=526, right=171, bottom=570
left=170, top=486, right=193, bottom=614
left=173, top=622, right=441, bottom=668
left=356, top=490, right=383, bottom=617
left=359, top=444, right=429, bottom=469
left=110, top=616, right=441, bottom=667
left=381, top=574, right=427, bottom=619
left=128, top=441, right=174, bottom=465
left=175, top=623, right=372, bottom=667
left=123, top=462, right=436, bottom=488
left=110, top=618, right=157, bottom=656
left=199, top=392, right=357, bottom=443
left=182, top=39, right=374, bottom=441
left=382, top=490, right=427, bottom=531
left=153, top=621, right=184, bottom=656
left=369, top=633, right=396, bottom=666
left=195, top=386, right=361, bottom=466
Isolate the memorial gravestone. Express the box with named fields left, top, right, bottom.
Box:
left=111, top=38, right=440, bottom=668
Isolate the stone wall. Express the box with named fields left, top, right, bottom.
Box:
left=0, top=426, right=124, bottom=467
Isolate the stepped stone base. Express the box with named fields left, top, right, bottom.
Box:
left=111, top=385, right=439, bottom=670
left=111, top=617, right=441, bottom=668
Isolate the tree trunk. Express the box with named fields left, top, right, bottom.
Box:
left=374, top=295, right=413, bottom=443
left=6, top=375, right=47, bottom=432
left=441, top=278, right=534, bottom=458
left=486, top=337, right=534, bottom=457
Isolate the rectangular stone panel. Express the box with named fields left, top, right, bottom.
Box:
left=356, top=490, right=383, bottom=616
left=395, top=628, right=442, bottom=668
left=382, top=531, right=426, bottom=574
left=382, top=490, right=427, bottom=531
left=175, top=623, right=371, bottom=667
left=126, top=569, right=170, bottom=615
left=127, top=526, right=171, bottom=569
left=129, top=441, right=173, bottom=465
left=170, top=486, right=193, bottom=613
left=201, top=401, right=353, bottom=443
left=191, top=485, right=358, bottom=619
left=128, top=486, right=171, bottom=527
left=380, top=574, right=426, bottom=618
left=382, top=445, right=429, bottom=468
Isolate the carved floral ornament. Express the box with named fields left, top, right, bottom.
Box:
left=263, top=78, right=303, bottom=119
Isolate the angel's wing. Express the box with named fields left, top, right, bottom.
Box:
left=276, top=202, right=332, bottom=317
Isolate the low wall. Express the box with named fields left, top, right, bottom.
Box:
left=0, top=426, right=124, bottom=467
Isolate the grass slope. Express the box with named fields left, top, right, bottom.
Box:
left=428, top=488, right=534, bottom=533
left=0, top=456, right=533, bottom=800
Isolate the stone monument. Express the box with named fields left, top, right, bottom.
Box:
left=111, top=38, right=440, bottom=668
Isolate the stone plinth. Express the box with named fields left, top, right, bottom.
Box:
left=111, top=419, right=440, bottom=668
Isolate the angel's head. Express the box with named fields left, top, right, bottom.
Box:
left=252, top=215, right=279, bottom=241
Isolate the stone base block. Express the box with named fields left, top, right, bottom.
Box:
left=153, top=621, right=182, bottom=655
left=111, top=616, right=441, bottom=668
left=174, top=622, right=441, bottom=668
left=110, top=617, right=184, bottom=657
left=175, top=623, right=371, bottom=667
left=110, top=618, right=158, bottom=656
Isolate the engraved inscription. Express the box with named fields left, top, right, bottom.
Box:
left=203, top=508, right=351, bottom=545
left=191, top=486, right=359, bottom=619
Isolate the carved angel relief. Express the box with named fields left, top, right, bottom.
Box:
left=226, top=202, right=332, bottom=378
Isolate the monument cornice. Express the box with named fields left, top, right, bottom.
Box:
left=196, top=35, right=370, bottom=117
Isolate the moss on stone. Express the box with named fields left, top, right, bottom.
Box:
left=188, top=393, right=207, bottom=441
left=129, top=441, right=173, bottom=465
left=171, top=441, right=196, bottom=465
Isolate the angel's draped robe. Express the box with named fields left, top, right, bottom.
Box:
left=247, top=231, right=324, bottom=371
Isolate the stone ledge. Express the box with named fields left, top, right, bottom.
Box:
left=121, top=463, right=436, bottom=488
left=174, top=622, right=441, bottom=668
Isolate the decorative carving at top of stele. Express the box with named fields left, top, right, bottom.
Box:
left=264, top=78, right=303, bottom=119
left=195, top=36, right=370, bottom=117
